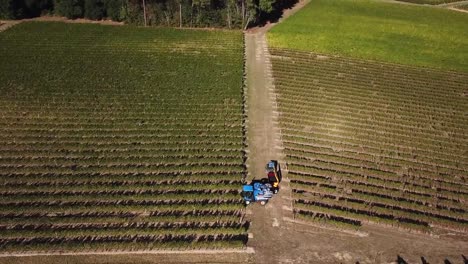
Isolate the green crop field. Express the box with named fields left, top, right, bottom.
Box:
left=397, top=0, right=465, bottom=4
left=268, top=0, right=468, bottom=72
left=267, top=0, right=468, bottom=233
left=271, top=49, right=468, bottom=232
left=0, top=22, right=246, bottom=252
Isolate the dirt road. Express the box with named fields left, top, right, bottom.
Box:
left=244, top=27, right=295, bottom=264
left=0, top=250, right=253, bottom=264
left=437, top=0, right=468, bottom=7
left=0, top=21, right=21, bottom=32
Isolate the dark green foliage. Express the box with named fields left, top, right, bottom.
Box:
left=0, top=0, right=297, bottom=27
left=84, top=0, right=104, bottom=19
left=0, top=0, right=14, bottom=19
left=120, top=0, right=142, bottom=24
left=23, top=0, right=54, bottom=16
left=0, top=0, right=53, bottom=19
left=103, top=0, right=122, bottom=21
left=55, top=0, right=84, bottom=19
left=259, top=0, right=275, bottom=13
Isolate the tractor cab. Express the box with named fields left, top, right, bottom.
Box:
left=242, top=181, right=273, bottom=205
left=242, top=185, right=254, bottom=204
left=266, top=160, right=282, bottom=193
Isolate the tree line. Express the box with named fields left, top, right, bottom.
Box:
left=0, top=0, right=298, bottom=29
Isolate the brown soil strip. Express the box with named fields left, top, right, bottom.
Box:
left=0, top=249, right=254, bottom=264
left=20, top=16, right=124, bottom=26
left=437, top=0, right=468, bottom=6
left=449, top=6, right=468, bottom=11
left=0, top=21, right=22, bottom=32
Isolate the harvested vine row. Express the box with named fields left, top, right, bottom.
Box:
left=0, top=22, right=246, bottom=252
left=270, top=48, right=468, bottom=232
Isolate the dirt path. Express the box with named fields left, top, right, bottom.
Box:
left=20, top=16, right=123, bottom=26
left=379, top=0, right=468, bottom=12
left=0, top=20, right=21, bottom=32
left=244, top=28, right=294, bottom=264
left=0, top=250, right=253, bottom=264
left=243, top=1, right=306, bottom=263
left=449, top=6, right=468, bottom=11
left=0, top=16, right=123, bottom=33
left=438, top=0, right=468, bottom=7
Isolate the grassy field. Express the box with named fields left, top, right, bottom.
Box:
left=268, top=0, right=468, bottom=71
left=271, top=49, right=468, bottom=232
left=0, top=22, right=246, bottom=252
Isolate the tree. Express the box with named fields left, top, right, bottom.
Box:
left=191, top=0, right=210, bottom=26
left=84, top=0, right=104, bottom=20
left=242, top=0, right=256, bottom=29
left=1, top=0, right=293, bottom=27
left=258, top=0, right=274, bottom=13
left=104, top=0, right=122, bottom=21
left=121, top=0, right=144, bottom=25
left=23, top=0, right=54, bottom=17
left=55, top=0, right=84, bottom=19
left=0, top=0, right=14, bottom=19
left=142, top=0, right=146, bottom=26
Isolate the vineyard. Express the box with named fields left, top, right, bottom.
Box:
left=396, top=0, right=464, bottom=4
left=270, top=48, right=468, bottom=232
left=0, top=22, right=247, bottom=252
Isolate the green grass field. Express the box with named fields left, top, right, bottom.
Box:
left=0, top=22, right=246, bottom=252
left=268, top=0, right=468, bottom=71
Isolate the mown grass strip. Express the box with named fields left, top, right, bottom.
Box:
left=268, top=0, right=468, bottom=71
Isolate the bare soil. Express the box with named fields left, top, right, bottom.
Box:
left=449, top=6, right=468, bottom=12
left=382, top=0, right=468, bottom=13
left=437, top=0, right=468, bottom=6
left=0, top=16, right=123, bottom=34
left=21, top=16, right=124, bottom=26
left=0, top=250, right=254, bottom=264
left=0, top=20, right=21, bottom=32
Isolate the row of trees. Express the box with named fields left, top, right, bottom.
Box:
left=0, top=0, right=297, bottom=28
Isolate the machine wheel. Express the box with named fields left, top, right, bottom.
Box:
left=260, top=200, right=266, bottom=206
left=245, top=201, right=250, bottom=205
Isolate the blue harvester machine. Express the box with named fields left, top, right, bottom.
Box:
left=242, top=160, right=282, bottom=205
left=242, top=181, right=274, bottom=205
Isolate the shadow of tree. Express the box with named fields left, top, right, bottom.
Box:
left=354, top=255, right=467, bottom=264
left=255, top=0, right=299, bottom=27
left=397, top=255, right=408, bottom=264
